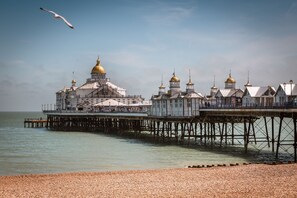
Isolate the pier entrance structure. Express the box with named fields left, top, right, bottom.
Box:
left=45, top=108, right=297, bottom=162
left=55, top=56, right=145, bottom=112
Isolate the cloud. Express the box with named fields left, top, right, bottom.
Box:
left=214, top=34, right=297, bottom=88
left=162, top=29, right=297, bottom=95
left=285, top=1, right=297, bottom=19
left=0, top=60, right=25, bottom=70
left=0, top=79, right=13, bottom=89
left=144, top=4, right=194, bottom=26
left=0, top=58, right=70, bottom=111
left=128, top=44, right=165, bottom=53
left=106, top=51, right=147, bottom=69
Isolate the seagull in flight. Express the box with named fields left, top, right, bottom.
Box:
left=40, top=7, right=74, bottom=29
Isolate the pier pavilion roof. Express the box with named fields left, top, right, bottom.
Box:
left=151, top=92, right=171, bottom=100
left=278, top=83, right=297, bottom=96
left=106, top=81, right=126, bottom=95
left=93, top=99, right=126, bottom=106
left=152, top=90, right=203, bottom=100
left=244, top=86, right=275, bottom=97
left=184, top=92, right=204, bottom=98
left=169, top=73, right=180, bottom=82
left=216, top=88, right=243, bottom=98
left=91, top=57, right=106, bottom=74
left=56, top=85, right=77, bottom=94
left=79, top=81, right=100, bottom=89
left=225, top=73, right=236, bottom=83
left=78, top=77, right=126, bottom=96
left=217, top=89, right=232, bottom=97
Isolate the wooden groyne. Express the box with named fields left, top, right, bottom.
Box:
left=24, top=118, right=47, bottom=128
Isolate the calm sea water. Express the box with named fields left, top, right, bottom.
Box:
left=0, top=112, right=270, bottom=176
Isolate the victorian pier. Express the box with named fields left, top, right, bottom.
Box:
left=36, top=108, right=297, bottom=162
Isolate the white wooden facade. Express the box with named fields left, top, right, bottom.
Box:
left=242, top=86, right=275, bottom=107
left=274, top=82, right=297, bottom=106
left=150, top=73, right=203, bottom=117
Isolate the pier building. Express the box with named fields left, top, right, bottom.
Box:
left=275, top=81, right=297, bottom=106
left=215, top=73, right=243, bottom=107
left=150, top=72, right=203, bottom=116
left=242, top=86, right=275, bottom=107
left=56, top=57, right=145, bottom=111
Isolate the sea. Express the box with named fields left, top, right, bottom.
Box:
left=0, top=111, right=286, bottom=176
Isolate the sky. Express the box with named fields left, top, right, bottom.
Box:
left=1, top=0, right=297, bottom=111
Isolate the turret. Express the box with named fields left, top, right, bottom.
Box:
left=225, top=72, right=236, bottom=89
left=158, top=75, right=166, bottom=95
left=169, top=72, right=181, bottom=96
left=90, top=56, right=106, bottom=81
left=186, top=69, right=194, bottom=93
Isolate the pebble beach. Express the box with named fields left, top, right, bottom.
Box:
left=0, top=163, right=296, bottom=197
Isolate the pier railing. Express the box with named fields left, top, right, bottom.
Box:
left=42, top=103, right=297, bottom=115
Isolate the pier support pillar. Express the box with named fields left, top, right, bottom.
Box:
left=276, top=116, right=283, bottom=159
left=293, top=117, right=297, bottom=163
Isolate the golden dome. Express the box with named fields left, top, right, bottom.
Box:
left=71, top=79, right=76, bottom=83
left=159, top=84, right=166, bottom=89
left=170, top=73, right=180, bottom=82
left=91, top=57, right=106, bottom=74
left=186, top=79, right=193, bottom=85
left=225, top=73, right=236, bottom=83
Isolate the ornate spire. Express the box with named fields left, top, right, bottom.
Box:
left=158, top=73, right=166, bottom=95
left=189, top=69, right=192, bottom=82
left=159, top=74, right=165, bottom=88
left=71, top=72, right=76, bottom=86
left=247, top=70, right=249, bottom=83
left=186, top=68, right=194, bottom=94
left=96, top=56, right=100, bottom=65
left=187, top=69, right=193, bottom=85
left=244, top=70, right=252, bottom=87
left=211, top=75, right=217, bottom=89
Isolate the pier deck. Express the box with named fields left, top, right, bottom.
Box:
left=24, top=118, right=47, bottom=128
left=26, top=108, right=297, bottom=162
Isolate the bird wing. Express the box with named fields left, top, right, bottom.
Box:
left=40, top=7, right=58, bottom=16
left=58, top=15, right=74, bottom=29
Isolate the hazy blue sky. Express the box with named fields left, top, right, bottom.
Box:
left=1, top=0, right=297, bottom=111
